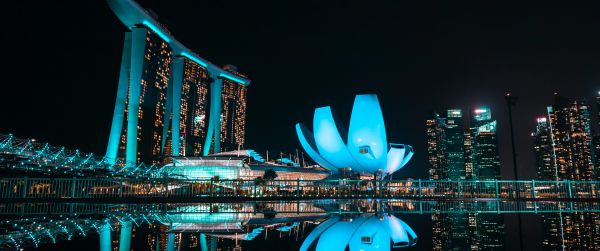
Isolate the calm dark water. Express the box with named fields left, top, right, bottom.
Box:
left=1, top=200, right=599, bottom=250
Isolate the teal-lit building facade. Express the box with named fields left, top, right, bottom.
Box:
left=105, top=0, right=251, bottom=166
left=158, top=150, right=329, bottom=181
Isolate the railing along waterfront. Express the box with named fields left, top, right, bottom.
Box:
left=0, top=177, right=598, bottom=200
left=0, top=200, right=599, bottom=216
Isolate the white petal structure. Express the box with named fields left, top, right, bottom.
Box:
left=300, top=214, right=418, bottom=251
left=296, top=94, right=413, bottom=177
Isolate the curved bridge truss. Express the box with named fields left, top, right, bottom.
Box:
left=0, top=133, right=160, bottom=177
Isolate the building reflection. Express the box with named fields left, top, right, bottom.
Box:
left=300, top=213, right=417, bottom=251
left=4, top=200, right=600, bottom=250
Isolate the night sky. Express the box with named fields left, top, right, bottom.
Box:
left=1, top=0, right=599, bottom=180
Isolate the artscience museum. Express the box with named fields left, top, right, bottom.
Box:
left=296, top=94, right=414, bottom=178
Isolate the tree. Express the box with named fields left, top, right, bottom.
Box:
left=263, top=169, right=278, bottom=180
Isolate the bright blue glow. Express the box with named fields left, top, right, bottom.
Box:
left=164, top=164, right=240, bottom=180
left=194, top=115, right=204, bottom=124
left=142, top=20, right=171, bottom=43
left=125, top=27, right=148, bottom=166
left=350, top=216, right=392, bottom=250
left=180, top=52, right=208, bottom=67
left=203, top=77, right=223, bottom=155
left=316, top=216, right=369, bottom=250
left=348, top=95, right=387, bottom=171
left=219, top=73, right=248, bottom=85
left=399, top=220, right=417, bottom=244
left=386, top=214, right=409, bottom=245
left=200, top=234, right=208, bottom=251
left=473, top=107, right=492, bottom=121
left=106, top=33, right=132, bottom=164
left=99, top=223, right=111, bottom=251
left=119, top=221, right=132, bottom=251
left=386, top=146, right=406, bottom=174
left=313, top=107, right=363, bottom=172
left=476, top=121, right=497, bottom=133
left=300, top=217, right=339, bottom=251
left=295, top=124, right=338, bottom=173
left=277, top=157, right=301, bottom=167
left=161, top=61, right=175, bottom=155
left=399, top=146, right=414, bottom=167
left=301, top=214, right=417, bottom=251
left=166, top=233, right=175, bottom=251
left=296, top=94, right=414, bottom=177
left=170, top=58, right=184, bottom=157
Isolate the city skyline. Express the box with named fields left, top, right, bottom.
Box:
left=1, top=0, right=599, bottom=181
left=2, top=1, right=600, bottom=251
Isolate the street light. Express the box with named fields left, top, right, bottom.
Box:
left=504, top=93, right=519, bottom=180
left=504, top=92, right=523, bottom=251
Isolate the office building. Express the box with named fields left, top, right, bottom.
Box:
left=533, top=94, right=599, bottom=250
left=427, top=107, right=504, bottom=250
left=546, top=95, right=594, bottom=180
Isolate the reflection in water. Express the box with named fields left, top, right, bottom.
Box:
left=540, top=212, right=600, bottom=250
left=300, top=213, right=417, bottom=251
left=431, top=213, right=504, bottom=250
left=1, top=200, right=600, bottom=250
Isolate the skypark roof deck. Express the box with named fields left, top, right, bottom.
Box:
left=107, top=0, right=250, bottom=85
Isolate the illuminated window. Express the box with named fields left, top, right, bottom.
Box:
left=359, top=146, right=370, bottom=154
left=361, top=236, right=372, bottom=244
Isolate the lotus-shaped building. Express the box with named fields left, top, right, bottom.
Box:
left=296, top=94, right=413, bottom=177
left=300, top=214, right=418, bottom=251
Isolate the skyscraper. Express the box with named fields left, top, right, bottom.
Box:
left=105, top=0, right=251, bottom=166
left=470, top=108, right=501, bottom=180
left=219, top=64, right=248, bottom=152
left=469, top=108, right=504, bottom=250
left=532, top=117, right=556, bottom=180
left=593, top=135, right=600, bottom=177
left=464, top=131, right=473, bottom=180
left=546, top=95, right=594, bottom=180
left=427, top=112, right=447, bottom=180
left=427, top=107, right=504, bottom=250
left=533, top=94, right=599, bottom=250
left=172, top=58, right=210, bottom=157
left=446, top=109, right=466, bottom=180
left=426, top=108, right=501, bottom=180
left=112, top=27, right=173, bottom=165
left=594, top=91, right=600, bottom=176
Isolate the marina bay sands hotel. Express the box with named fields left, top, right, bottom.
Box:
left=105, top=0, right=250, bottom=166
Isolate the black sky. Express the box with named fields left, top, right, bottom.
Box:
left=1, top=0, right=598, bottom=180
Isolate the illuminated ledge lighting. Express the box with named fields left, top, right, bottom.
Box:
left=219, top=73, right=248, bottom=85
left=142, top=20, right=171, bottom=43
left=181, top=52, right=208, bottom=67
